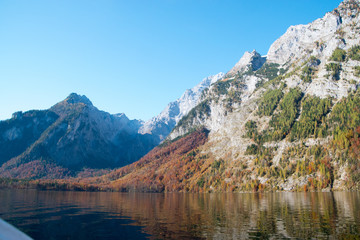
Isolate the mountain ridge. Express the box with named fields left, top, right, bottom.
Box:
left=1, top=0, right=360, bottom=192
left=76, top=0, right=360, bottom=192
left=139, top=72, right=225, bottom=142
left=0, top=93, right=158, bottom=178
left=0, top=70, right=226, bottom=178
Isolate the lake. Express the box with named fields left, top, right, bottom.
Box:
left=0, top=189, right=359, bottom=239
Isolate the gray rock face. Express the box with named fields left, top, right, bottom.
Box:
left=227, top=50, right=266, bottom=76
left=168, top=49, right=265, bottom=140
left=267, top=13, right=342, bottom=65
left=139, top=72, right=225, bottom=142
left=265, top=0, right=360, bottom=100
left=267, top=0, right=360, bottom=66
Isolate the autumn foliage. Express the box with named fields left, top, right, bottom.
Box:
left=96, top=128, right=210, bottom=192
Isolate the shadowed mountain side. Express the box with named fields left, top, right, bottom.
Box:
left=0, top=110, right=59, bottom=166
left=0, top=93, right=158, bottom=179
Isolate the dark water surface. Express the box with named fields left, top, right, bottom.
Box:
left=0, top=189, right=360, bottom=239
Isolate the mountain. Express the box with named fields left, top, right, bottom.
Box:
left=2, top=0, right=360, bottom=192
left=0, top=93, right=157, bottom=179
left=84, top=0, right=360, bottom=192
left=139, top=72, right=224, bottom=142
left=0, top=73, right=224, bottom=179
left=0, top=71, right=225, bottom=179
left=226, top=50, right=266, bottom=77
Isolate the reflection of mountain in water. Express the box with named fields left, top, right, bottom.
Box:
left=1, top=190, right=360, bottom=239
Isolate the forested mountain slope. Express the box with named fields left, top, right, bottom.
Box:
left=87, top=0, right=360, bottom=192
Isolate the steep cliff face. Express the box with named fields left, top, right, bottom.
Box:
left=0, top=93, right=158, bottom=179
left=168, top=50, right=266, bottom=140
left=268, top=0, right=359, bottom=66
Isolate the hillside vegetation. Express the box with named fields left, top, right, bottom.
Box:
left=1, top=0, right=360, bottom=193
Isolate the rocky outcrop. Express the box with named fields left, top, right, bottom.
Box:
left=267, top=0, right=360, bottom=66
left=227, top=50, right=266, bottom=76
left=139, top=72, right=224, bottom=142
left=168, top=50, right=265, bottom=140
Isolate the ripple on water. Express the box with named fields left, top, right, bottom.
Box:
left=0, top=190, right=359, bottom=239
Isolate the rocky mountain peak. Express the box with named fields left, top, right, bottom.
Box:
left=138, top=73, right=224, bottom=141
left=50, top=93, right=94, bottom=117
left=113, top=113, right=129, bottom=121
left=227, top=50, right=266, bottom=77
left=266, top=0, right=360, bottom=66
left=64, top=93, right=93, bottom=106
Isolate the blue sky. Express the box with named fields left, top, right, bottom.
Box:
left=0, top=0, right=342, bottom=121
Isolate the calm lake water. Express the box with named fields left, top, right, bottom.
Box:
left=0, top=189, right=360, bottom=239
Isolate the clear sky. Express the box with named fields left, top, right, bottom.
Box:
left=0, top=0, right=343, bottom=121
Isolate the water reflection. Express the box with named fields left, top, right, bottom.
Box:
left=0, top=190, right=359, bottom=239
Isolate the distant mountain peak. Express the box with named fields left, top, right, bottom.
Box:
left=227, top=50, right=266, bottom=76
left=113, top=113, right=128, bottom=119
left=138, top=72, right=224, bottom=141
left=65, top=93, right=93, bottom=106
left=50, top=93, right=94, bottom=117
